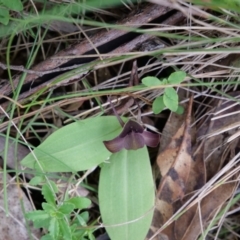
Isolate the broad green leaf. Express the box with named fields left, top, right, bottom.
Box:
left=99, top=148, right=154, bottom=240
left=168, top=71, right=186, bottom=84
left=1, top=0, right=23, bottom=11
left=66, top=197, right=91, bottom=209
left=42, top=183, right=58, bottom=206
left=21, top=116, right=125, bottom=172
left=58, top=203, right=75, bottom=215
left=163, top=87, right=179, bottom=112
left=0, top=8, right=9, bottom=25
left=152, top=96, right=165, bottom=114
left=142, top=76, right=161, bottom=87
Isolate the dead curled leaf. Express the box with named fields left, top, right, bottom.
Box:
left=147, top=96, right=194, bottom=240
left=157, top=96, right=193, bottom=203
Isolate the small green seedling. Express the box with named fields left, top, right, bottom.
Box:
left=142, top=71, right=186, bottom=114
left=25, top=181, right=92, bottom=240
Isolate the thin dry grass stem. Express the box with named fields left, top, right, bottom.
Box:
left=0, top=97, right=88, bottom=131
left=29, top=0, right=39, bottom=15
left=0, top=95, right=23, bottom=108
left=199, top=121, right=240, bottom=140
left=227, top=130, right=240, bottom=143
left=69, top=166, right=97, bottom=195
left=76, top=23, right=103, bottom=61
left=214, top=183, right=240, bottom=239
left=213, top=99, right=240, bottom=116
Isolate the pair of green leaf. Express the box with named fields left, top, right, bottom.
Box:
left=142, top=71, right=186, bottom=114
left=0, top=0, right=23, bottom=25
left=21, top=116, right=155, bottom=240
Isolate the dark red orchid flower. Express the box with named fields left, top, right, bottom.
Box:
left=104, top=61, right=159, bottom=153
left=103, top=120, right=160, bottom=153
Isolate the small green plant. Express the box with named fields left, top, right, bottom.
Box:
left=25, top=181, right=92, bottom=240
left=142, top=71, right=186, bottom=114
left=0, top=0, right=23, bottom=25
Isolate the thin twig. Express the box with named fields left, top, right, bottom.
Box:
left=0, top=62, right=83, bottom=77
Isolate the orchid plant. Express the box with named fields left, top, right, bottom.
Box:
left=21, top=66, right=185, bottom=240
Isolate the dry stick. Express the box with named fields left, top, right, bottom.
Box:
left=0, top=62, right=84, bottom=76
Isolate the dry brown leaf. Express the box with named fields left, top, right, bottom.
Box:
left=175, top=182, right=237, bottom=240
left=63, top=100, right=85, bottom=112
left=148, top=199, right=173, bottom=240
left=186, top=142, right=206, bottom=193
left=147, top=97, right=194, bottom=240
left=157, top=96, right=193, bottom=203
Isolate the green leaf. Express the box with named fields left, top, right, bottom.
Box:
left=58, top=203, right=75, bottom=215
left=168, top=71, right=186, bottom=84
left=41, top=234, right=54, bottom=240
left=25, top=210, right=49, bottom=222
left=1, top=0, right=23, bottom=11
left=163, top=87, right=179, bottom=112
left=162, top=78, right=168, bottom=85
left=29, top=175, right=43, bottom=186
left=54, top=211, right=65, bottom=219
left=66, top=197, right=91, bottom=209
left=142, top=76, right=161, bottom=87
left=34, top=219, right=51, bottom=229
left=42, top=203, right=56, bottom=214
left=75, top=214, right=87, bottom=226
left=152, top=96, right=165, bottom=114
left=88, top=232, right=95, bottom=240
left=49, top=218, right=59, bottom=240
left=75, top=212, right=89, bottom=226
left=99, top=148, right=154, bottom=240
left=176, top=105, right=185, bottom=115
left=0, top=8, right=9, bottom=25
left=21, top=116, right=125, bottom=172
left=42, top=183, right=58, bottom=206
left=59, top=219, right=72, bottom=240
